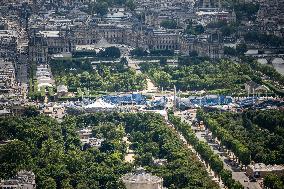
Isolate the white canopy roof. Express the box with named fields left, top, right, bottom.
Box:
left=84, top=99, right=115, bottom=109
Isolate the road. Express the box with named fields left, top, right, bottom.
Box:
left=176, top=110, right=262, bottom=189
left=123, top=136, right=134, bottom=163
left=126, top=55, right=158, bottom=93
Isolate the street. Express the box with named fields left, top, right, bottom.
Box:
left=176, top=110, right=263, bottom=189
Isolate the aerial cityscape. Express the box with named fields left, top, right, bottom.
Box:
left=0, top=0, right=284, bottom=188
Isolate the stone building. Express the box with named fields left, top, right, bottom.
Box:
left=0, top=30, right=17, bottom=59
left=246, top=163, right=284, bottom=178
left=0, top=59, right=16, bottom=94
left=147, top=29, right=180, bottom=51
left=95, top=24, right=126, bottom=44
left=190, top=33, right=224, bottom=59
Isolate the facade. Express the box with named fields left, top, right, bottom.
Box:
left=147, top=29, right=180, bottom=51
left=0, top=59, right=16, bottom=94
left=246, top=163, right=284, bottom=178
left=36, top=64, right=54, bottom=89
left=0, top=30, right=17, bottom=59
left=95, top=24, right=126, bottom=44
left=244, top=81, right=268, bottom=95
left=191, top=39, right=224, bottom=59
left=56, top=85, right=68, bottom=97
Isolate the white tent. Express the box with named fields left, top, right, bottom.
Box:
left=84, top=99, right=115, bottom=109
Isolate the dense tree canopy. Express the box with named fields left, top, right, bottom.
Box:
left=50, top=59, right=146, bottom=94
left=185, top=23, right=205, bottom=35
left=0, top=112, right=223, bottom=188
left=197, top=109, right=284, bottom=165
left=244, top=32, right=284, bottom=47
left=160, top=19, right=178, bottom=29
left=140, top=59, right=256, bottom=94
left=234, top=2, right=260, bottom=21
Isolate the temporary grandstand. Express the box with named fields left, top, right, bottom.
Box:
left=178, top=95, right=233, bottom=108
left=146, top=96, right=167, bottom=110
left=102, top=93, right=146, bottom=105
left=237, top=97, right=258, bottom=108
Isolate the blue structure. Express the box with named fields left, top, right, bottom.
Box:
left=102, top=94, right=146, bottom=105
left=148, top=96, right=167, bottom=109
left=183, top=95, right=233, bottom=107
left=237, top=97, right=258, bottom=108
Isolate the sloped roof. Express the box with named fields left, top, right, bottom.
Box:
left=84, top=98, right=115, bottom=109
left=95, top=38, right=111, bottom=48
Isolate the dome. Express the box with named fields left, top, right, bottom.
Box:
left=122, top=167, right=164, bottom=189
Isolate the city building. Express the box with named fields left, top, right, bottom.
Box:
left=0, top=59, right=16, bottom=94
left=246, top=163, right=284, bottom=178
left=0, top=30, right=17, bottom=59
left=77, top=127, right=105, bottom=149
left=147, top=29, right=180, bottom=51
left=0, top=170, right=36, bottom=189
left=244, top=81, right=268, bottom=95
left=36, top=64, right=54, bottom=89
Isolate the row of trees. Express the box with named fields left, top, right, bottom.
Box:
left=197, top=110, right=251, bottom=166
left=198, top=109, right=284, bottom=165
left=160, top=19, right=178, bottom=29
left=234, top=2, right=260, bottom=21
left=246, top=59, right=284, bottom=86
left=224, top=44, right=247, bottom=56
left=264, top=173, right=284, bottom=189
left=243, top=109, right=284, bottom=134
left=51, top=59, right=147, bottom=94
left=184, top=22, right=205, bottom=35
left=168, top=111, right=243, bottom=189
left=122, top=113, right=219, bottom=188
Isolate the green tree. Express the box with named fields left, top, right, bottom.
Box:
left=160, top=19, right=178, bottom=29
left=39, top=177, right=57, bottom=189
left=0, top=140, right=31, bottom=179
left=98, top=47, right=121, bottom=58
left=194, top=25, right=205, bottom=35
left=94, top=2, right=108, bottom=16
left=160, top=58, right=167, bottom=67
left=23, top=106, right=40, bottom=117
left=224, top=46, right=237, bottom=56
left=236, top=44, right=247, bottom=55
left=130, top=48, right=148, bottom=57
left=264, top=173, right=284, bottom=189
left=126, top=0, right=135, bottom=10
